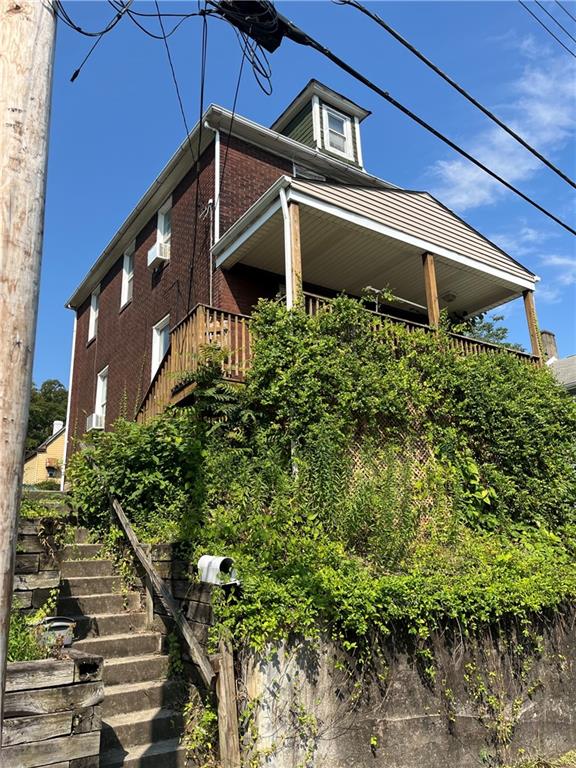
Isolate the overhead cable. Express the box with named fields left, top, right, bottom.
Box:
left=534, top=0, right=576, bottom=43
left=338, top=0, right=576, bottom=190
left=211, top=1, right=575, bottom=236
left=556, top=1, right=576, bottom=23
left=518, top=0, right=576, bottom=58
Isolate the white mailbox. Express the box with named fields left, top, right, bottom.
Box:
left=197, top=555, right=239, bottom=586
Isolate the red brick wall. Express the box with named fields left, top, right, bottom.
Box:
left=68, top=134, right=295, bottom=455
left=68, top=146, right=216, bottom=451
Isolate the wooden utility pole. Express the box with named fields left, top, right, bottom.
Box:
left=0, top=0, right=56, bottom=740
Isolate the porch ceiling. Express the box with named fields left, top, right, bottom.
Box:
left=213, top=178, right=538, bottom=317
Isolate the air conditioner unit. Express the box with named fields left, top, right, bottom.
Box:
left=86, top=413, right=103, bottom=431
left=147, top=241, right=170, bottom=269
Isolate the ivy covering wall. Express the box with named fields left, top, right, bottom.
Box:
left=69, top=298, right=576, bottom=653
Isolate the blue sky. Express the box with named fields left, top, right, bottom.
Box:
left=36, top=0, right=576, bottom=386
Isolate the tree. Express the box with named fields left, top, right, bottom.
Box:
left=451, top=313, right=524, bottom=351
left=26, top=380, right=68, bottom=452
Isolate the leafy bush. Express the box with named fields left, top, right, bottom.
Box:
left=69, top=298, right=576, bottom=650
left=68, top=410, right=203, bottom=543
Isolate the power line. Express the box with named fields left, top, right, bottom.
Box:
left=186, top=9, right=210, bottom=314
left=556, top=0, right=576, bottom=24
left=534, top=0, right=576, bottom=43
left=518, top=0, right=576, bottom=58
left=211, top=1, right=576, bottom=237
left=338, top=0, right=576, bottom=190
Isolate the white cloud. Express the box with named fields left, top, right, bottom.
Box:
left=539, top=255, right=576, bottom=285
left=429, top=50, right=576, bottom=211
left=489, top=223, right=575, bottom=303
left=534, top=283, right=562, bottom=304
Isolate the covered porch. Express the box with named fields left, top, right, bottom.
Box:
left=137, top=177, right=541, bottom=422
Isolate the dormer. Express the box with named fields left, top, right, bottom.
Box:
left=271, top=80, right=370, bottom=169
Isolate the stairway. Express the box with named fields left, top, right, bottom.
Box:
left=57, top=537, right=187, bottom=767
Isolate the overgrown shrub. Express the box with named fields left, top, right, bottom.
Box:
left=69, top=298, right=576, bottom=650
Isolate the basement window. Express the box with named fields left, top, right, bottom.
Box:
left=322, top=105, right=353, bottom=160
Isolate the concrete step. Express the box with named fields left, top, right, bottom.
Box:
left=61, top=543, right=102, bottom=561
left=99, top=738, right=186, bottom=768
left=104, top=654, right=170, bottom=686
left=73, top=632, right=162, bottom=659
left=72, top=611, right=147, bottom=640
left=61, top=576, right=122, bottom=596
left=58, top=592, right=140, bottom=616
left=61, top=559, right=114, bottom=578
left=75, top=527, right=92, bottom=544
left=104, top=680, right=184, bottom=717
left=101, top=707, right=183, bottom=751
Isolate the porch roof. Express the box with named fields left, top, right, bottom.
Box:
left=213, top=177, right=539, bottom=318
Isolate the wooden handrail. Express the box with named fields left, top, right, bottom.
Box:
left=109, top=496, right=215, bottom=688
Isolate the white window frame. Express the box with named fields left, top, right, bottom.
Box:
left=88, top=286, right=100, bottom=341
left=321, top=105, right=354, bottom=161
left=151, top=314, right=170, bottom=380
left=120, top=242, right=135, bottom=308
left=158, top=197, right=172, bottom=246
left=95, top=366, right=108, bottom=424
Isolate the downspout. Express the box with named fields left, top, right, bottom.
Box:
left=60, top=313, right=77, bottom=491
left=279, top=187, right=293, bottom=309
left=204, top=122, right=220, bottom=306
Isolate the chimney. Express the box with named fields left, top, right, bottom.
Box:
left=52, top=420, right=64, bottom=435
left=540, top=330, right=559, bottom=361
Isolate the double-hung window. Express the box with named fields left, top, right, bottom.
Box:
left=158, top=198, right=172, bottom=249
left=120, top=243, right=135, bottom=308
left=88, top=287, right=100, bottom=341
left=151, top=315, right=170, bottom=380
left=95, top=366, right=108, bottom=426
left=322, top=106, right=353, bottom=160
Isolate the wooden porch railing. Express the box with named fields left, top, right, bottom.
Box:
left=137, top=304, right=251, bottom=423
left=304, top=291, right=538, bottom=363
left=138, top=294, right=537, bottom=421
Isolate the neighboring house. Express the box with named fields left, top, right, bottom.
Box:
left=64, top=80, right=543, bottom=464
left=23, top=421, right=65, bottom=485
left=542, top=330, right=576, bottom=396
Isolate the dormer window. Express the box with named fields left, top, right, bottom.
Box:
left=322, top=106, right=353, bottom=159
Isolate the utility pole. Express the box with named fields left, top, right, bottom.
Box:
left=0, top=0, right=56, bottom=741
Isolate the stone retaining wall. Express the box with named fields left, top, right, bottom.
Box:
left=2, top=651, right=104, bottom=768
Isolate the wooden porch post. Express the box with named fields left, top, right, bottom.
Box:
left=523, top=289, right=542, bottom=359
left=289, top=202, right=303, bottom=307
left=422, top=252, right=440, bottom=327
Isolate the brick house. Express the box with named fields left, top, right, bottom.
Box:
left=63, top=80, right=541, bottom=470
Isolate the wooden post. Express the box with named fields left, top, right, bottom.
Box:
left=422, top=252, right=440, bottom=327
left=0, top=0, right=56, bottom=741
left=216, top=639, right=241, bottom=768
left=289, top=202, right=303, bottom=306
left=523, top=289, right=542, bottom=359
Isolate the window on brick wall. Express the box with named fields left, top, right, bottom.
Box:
left=151, top=314, right=170, bottom=380
left=88, top=287, right=100, bottom=341
left=120, top=242, right=135, bottom=308
left=95, top=366, right=108, bottom=425
left=158, top=198, right=172, bottom=247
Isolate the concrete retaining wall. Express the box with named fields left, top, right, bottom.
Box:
left=241, top=617, right=576, bottom=768
left=2, top=651, right=104, bottom=768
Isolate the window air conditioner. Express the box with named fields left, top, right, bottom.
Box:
left=86, top=413, right=104, bottom=431
left=147, top=241, right=170, bottom=269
